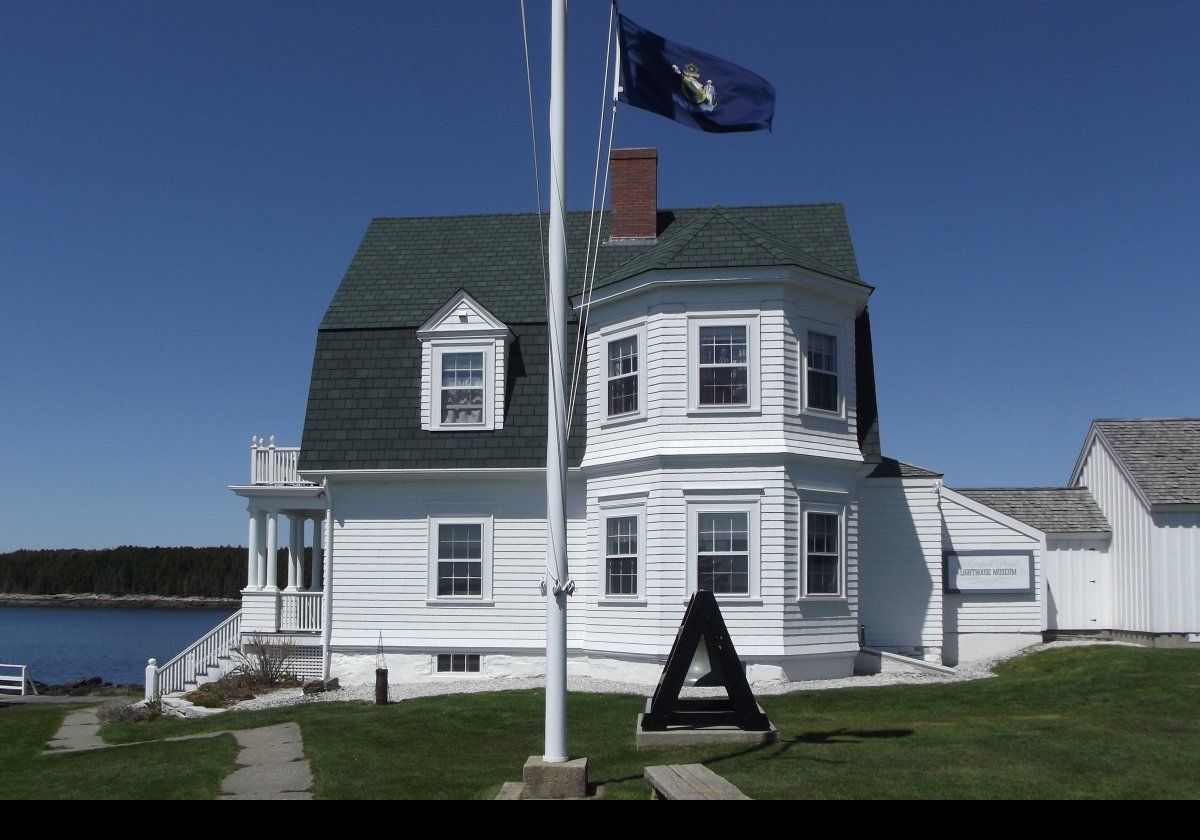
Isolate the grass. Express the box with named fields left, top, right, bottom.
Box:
left=3, top=646, right=1198, bottom=799
left=0, top=703, right=238, bottom=800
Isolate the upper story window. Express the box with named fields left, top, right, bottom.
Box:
left=607, top=336, right=639, bottom=417
left=699, top=326, right=748, bottom=406
left=418, top=291, right=510, bottom=432
left=688, top=315, right=759, bottom=413
left=805, top=331, right=839, bottom=413
left=802, top=506, right=844, bottom=597
left=440, top=352, right=485, bottom=425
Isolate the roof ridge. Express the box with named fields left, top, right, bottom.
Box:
left=365, top=202, right=850, bottom=224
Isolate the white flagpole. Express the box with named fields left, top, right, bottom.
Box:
left=543, top=0, right=569, bottom=765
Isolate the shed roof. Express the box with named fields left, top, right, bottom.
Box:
left=953, top=487, right=1110, bottom=535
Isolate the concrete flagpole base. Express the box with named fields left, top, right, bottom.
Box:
left=494, top=756, right=592, bottom=799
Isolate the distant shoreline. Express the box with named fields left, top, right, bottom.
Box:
left=0, top=593, right=240, bottom=610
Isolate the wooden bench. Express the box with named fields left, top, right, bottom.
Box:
left=644, top=764, right=750, bottom=800
left=0, top=664, right=37, bottom=696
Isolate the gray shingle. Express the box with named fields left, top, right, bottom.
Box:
left=1093, top=419, right=1200, bottom=505
left=866, top=457, right=943, bottom=479
left=954, top=487, right=1110, bottom=535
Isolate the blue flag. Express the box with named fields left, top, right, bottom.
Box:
left=617, top=14, right=775, bottom=133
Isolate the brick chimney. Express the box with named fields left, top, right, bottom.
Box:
left=609, top=147, right=658, bottom=240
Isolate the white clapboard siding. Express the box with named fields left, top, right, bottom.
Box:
left=940, top=491, right=1042, bottom=634
left=584, top=463, right=860, bottom=659
left=857, top=477, right=944, bottom=653
left=1074, top=438, right=1156, bottom=633
left=581, top=283, right=863, bottom=469
left=1150, top=510, right=1200, bottom=633
left=1043, top=537, right=1111, bottom=631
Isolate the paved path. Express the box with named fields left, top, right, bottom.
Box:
left=43, top=708, right=314, bottom=799
left=218, top=723, right=313, bottom=800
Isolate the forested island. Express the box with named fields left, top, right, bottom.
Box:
left=0, top=546, right=291, bottom=608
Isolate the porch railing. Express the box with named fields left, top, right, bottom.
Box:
left=279, top=592, right=324, bottom=633
left=152, top=610, right=242, bottom=697
left=250, top=436, right=313, bottom=486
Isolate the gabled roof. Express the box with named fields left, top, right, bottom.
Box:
left=953, top=487, right=1110, bottom=535
left=319, top=204, right=862, bottom=330
left=591, top=205, right=866, bottom=291
left=866, top=457, right=943, bottom=479
left=1087, top=419, right=1200, bottom=505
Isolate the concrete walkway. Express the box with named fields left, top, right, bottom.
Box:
left=43, top=708, right=314, bottom=800
left=218, top=723, right=313, bottom=800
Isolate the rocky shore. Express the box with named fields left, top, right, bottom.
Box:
left=0, top=593, right=239, bottom=610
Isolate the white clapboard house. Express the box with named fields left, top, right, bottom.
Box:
left=148, top=149, right=1195, bottom=696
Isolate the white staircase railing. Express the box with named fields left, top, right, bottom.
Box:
left=0, top=664, right=37, bottom=696
left=279, top=592, right=323, bottom=632
left=151, top=610, right=242, bottom=698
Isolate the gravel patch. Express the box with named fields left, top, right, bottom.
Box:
left=227, top=640, right=1143, bottom=713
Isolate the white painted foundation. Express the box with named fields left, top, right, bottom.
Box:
left=327, top=649, right=856, bottom=687
left=944, top=632, right=1040, bottom=666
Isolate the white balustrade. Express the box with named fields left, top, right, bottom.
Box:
left=279, top=592, right=324, bottom=633
left=249, top=436, right=314, bottom=486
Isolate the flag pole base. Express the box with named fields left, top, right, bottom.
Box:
left=508, top=755, right=590, bottom=799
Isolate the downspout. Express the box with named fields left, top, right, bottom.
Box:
left=321, top=477, right=335, bottom=682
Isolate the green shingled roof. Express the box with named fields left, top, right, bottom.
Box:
left=319, top=204, right=861, bottom=330
left=593, top=205, right=865, bottom=291
left=301, top=203, right=872, bottom=472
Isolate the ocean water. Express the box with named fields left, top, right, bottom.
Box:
left=0, top=606, right=236, bottom=686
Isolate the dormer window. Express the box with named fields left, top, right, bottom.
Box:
left=439, top=351, right=485, bottom=425
left=418, top=291, right=511, bottom=432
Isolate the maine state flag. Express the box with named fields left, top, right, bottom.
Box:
left=617, top=14, right=775, bottom=133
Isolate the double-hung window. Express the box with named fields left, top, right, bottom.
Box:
left=607, top=335, right=639, bottom=417
left=697, top=512, right=750, bottom=595
left=440, top=351, right=485, bottom=425
left=805, top=331, right=839, bottom=414
left=428, top=517, right=492, bottom=602
left=689, top=316, right=758, bottom=412
left=803, top=507, right=843, bottom=597
left=437, top=523, right=482, bottom=596
left=698, top=326, right=748, bottom=406
left=604, top=515, right=639, bottom=595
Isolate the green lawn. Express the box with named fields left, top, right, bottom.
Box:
left=0, top=703, right=238, bottom=800
left=4, top=646, right=1198, bottom=799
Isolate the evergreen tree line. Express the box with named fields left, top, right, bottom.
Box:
left=0, top=546, right=300, bottom=598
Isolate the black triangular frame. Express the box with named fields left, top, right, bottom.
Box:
left=640, top=590, right=772, bottom=732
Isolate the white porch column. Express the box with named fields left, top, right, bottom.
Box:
left=309, top=515, right=323, bottom=592
left=285, top=514, right=300, bottom=591
left=265, top=512, right=279, bottom=592
left=254, top=511, right=268, bottom=589
left=246, top=510, right=261, bottom=590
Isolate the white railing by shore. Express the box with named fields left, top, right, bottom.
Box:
left=250, top=436, right=314, bottom=486
left=149, top=610, right=242, bottom=699
left=0, top=664, right=37, bottom=696
left=279, top=592, right=323, bottom=633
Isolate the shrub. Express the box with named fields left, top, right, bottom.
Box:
left=97, top=698, right=161, bottom=724
left=184, top=674, right=257, bottom=708
left=234, top=634, right=299, bottom=685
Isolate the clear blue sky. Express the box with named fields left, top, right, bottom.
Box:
left=3, top=1, right=1198, bottom=551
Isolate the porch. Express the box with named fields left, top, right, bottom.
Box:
left=231, top=436, right=329, bottom=635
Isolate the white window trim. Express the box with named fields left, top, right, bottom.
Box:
left=600, top=324, right=647, bottom=426
left=427, top=516, right=494, bottom=604
left=433, top=652, right=484, bottom=677
left=596, top=498, right=647, bottom=604
left=428, top=341, right=496, bottom=431
left=687, top=314, right=760, bottom=414
left=800, top=501, right=846, bottom=600
left=685, top=496, right=761, bottom=602
left=799, top=324, right=846, bottom=420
